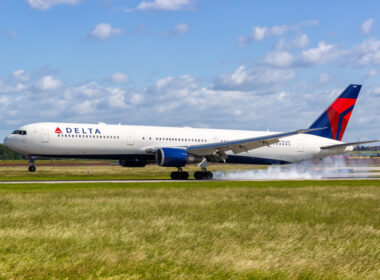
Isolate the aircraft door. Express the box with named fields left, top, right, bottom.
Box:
left=41, top=130, right=49, bottom=143
left=127, top=132, right=134, bottom=145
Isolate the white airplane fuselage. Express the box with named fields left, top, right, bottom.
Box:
left=3, top=122, right=350, bottom=166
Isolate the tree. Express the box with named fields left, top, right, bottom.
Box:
left=0, top=144, right=24, bottom=160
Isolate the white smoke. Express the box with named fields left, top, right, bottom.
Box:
left=215, top=156, right=355, bottom=180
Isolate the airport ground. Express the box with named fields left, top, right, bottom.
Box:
left=0, top=180, right=379, bottom=279
left=0, top=162, right=379, bottom=279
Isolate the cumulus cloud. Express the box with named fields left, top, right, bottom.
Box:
left=239, top=20, right=318, bottom=46
left=0, top=71, right=379, bottom=143
left=111, top=72, right=129, bottom=83
left=276, top=34, right=310, bottom=50
left=165, top=23, right=189, bottom=36
left=361, top=18, right=374, bottom=34
left=36, top=76, right=63, bottom=91
left=13, top=70, right=30, bottom=81
left=213, top=65, right=295, bottom=91
left=90, top=23, right=123, bottom=40
left=137, top=0, right=194, bottom=11
left=263, top=51, right=295, bottom=67
left=349, top=38, right=380, bottom=65
left=301, top=41, right=339, bottom=65
left=27, top=0, right=84, bottom=10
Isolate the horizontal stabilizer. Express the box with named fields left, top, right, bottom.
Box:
left=320, top=140, right=379, bottom=150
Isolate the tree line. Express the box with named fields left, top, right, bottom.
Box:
left=0, top=144, right=24, bottom=160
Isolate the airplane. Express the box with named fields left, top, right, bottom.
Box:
left=3, top=84, right=378, bottom=180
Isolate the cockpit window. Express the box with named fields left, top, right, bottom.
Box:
left=12, top=130, right=27, bottom=135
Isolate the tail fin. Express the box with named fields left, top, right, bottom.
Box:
left=308, top=84, right=361, bottom=140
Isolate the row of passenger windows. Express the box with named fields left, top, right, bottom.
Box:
left=142, top=137, right=208, bottom=143
left=57, top=134, right=119, bottom=139
left=273, top=142, right=291, bottom=146
left=12, top=130, right=27, bottom=135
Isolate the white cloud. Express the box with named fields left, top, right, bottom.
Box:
left=166, top=23, right=189, bottom=36
left=239, top=20, right=318, bottom=46
left=13, top=70, right=30, bottom=81
left=0, top=71, right=379, bottom=143
left=317, top=72, right=330, bottom=83
left=27, top=0, right=83, bottom=10
left=111, top=72, right=129, bottom=83
left=301, top=41, right=338, bottom=65
left=361, top=19, right=374, bottom=34
left=263, top=51, right=295, bottom=67
left=276, top=34, right=310, bottom=50
left=350, top=38, right=380, bottom=65
left=36, top=76, right=63, bottom=91
left=137, top=0, right=193, bottom=11
left=90, top=23, right=123, bottom=40
left=214, top=65, right=295, bottom=91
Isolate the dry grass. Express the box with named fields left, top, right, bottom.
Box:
left=0, top=164, right=266, bottom=181
left=0, top=180, right=379, bottom=279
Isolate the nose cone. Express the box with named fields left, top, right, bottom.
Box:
left=4, top=136, right=9, bottom=147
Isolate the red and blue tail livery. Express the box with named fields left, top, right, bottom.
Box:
left=308, top=84, right=361, bottom=140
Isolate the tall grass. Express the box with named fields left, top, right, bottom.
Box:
left=0, top=181, right=379, bottom=279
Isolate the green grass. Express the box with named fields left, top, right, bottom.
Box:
left=0, top=180, right=379, bottom=279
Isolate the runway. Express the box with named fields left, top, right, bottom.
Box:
left=1, top=166, right=379, bottom=184
left=0, top=177, right=379, bottom=184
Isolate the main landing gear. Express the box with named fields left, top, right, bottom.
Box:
left=28, top=157, right=36, bottom=172
left=170, top=167, right=213, bottom=180
left=170, top=168, right=189, bottom=180
left=194, top=168, right=213, bottom=180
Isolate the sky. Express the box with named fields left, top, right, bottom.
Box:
left=0, top=0, right=379, bottom=143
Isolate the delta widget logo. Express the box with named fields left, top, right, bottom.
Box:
left=55, top=127, right=62, bottom=134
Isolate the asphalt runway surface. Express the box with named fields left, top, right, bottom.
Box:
left=1, top=166, right=379, bottom=184
left=0, top=177, right=379, bottom=184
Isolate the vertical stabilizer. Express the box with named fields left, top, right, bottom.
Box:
left=308, top=84, right=361, bottom=140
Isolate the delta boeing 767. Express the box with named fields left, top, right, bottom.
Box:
left=3, top=84, right=378, bottom=179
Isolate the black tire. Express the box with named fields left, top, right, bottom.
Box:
left=194, top=171, right=204, bottom=180
left=170, top=172, right=179, bottom=180
left=181, top=172, right=189, bottom=180
left=28, top=165, right=36, bottom=172
left=206, top=171, right=213, bottom=179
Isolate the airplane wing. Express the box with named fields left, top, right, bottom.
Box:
left=187, top=128, right=324, bottom=156
left=320, top=140, right=379, bottom=150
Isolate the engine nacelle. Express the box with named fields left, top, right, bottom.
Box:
left=155, top=148, right=202, bottom=167
left=118, top=160, right=146, bottom=167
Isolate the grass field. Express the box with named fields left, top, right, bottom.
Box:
left=0, top=180, right=379, bottom=279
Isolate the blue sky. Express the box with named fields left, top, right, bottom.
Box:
left=0, top=0, right=379, bottom=142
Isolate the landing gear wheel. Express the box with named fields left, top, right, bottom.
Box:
left=194, top=171, right=213, bottom=180
left=181, top=172, right=189, bottom=180
left=28, top=165, right=36, bottom=172
left=170, top=171, right=189, bottom=180
left=194, top=171, right=203, bottom=180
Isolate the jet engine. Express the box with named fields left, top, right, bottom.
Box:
left=155, top=148, right=202, bottom=167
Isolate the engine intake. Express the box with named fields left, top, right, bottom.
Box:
left=156, top=148, right=202, bottom=167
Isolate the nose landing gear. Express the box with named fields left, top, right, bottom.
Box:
left=170, top=168, right=189, bottom=180
left=28, top=157, right=36, bottom=172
